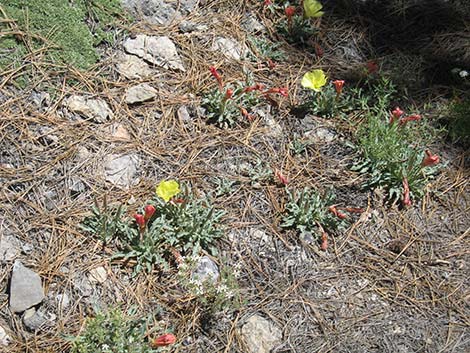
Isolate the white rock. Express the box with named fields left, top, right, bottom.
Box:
left=305, top=127, right=337, bottom=143
left=212, top=37, right=246, bottom=61
left=64, top=95, right=113, bottom=123
left=107, top=123, right=131, bottom=140
left=88, top=266, right=108, bottom=284
left=9, top=261, right=45, bottom=313
left=123, top=35, right=185, bottom=71
left=116, top=53, right=152, bottom=79
left=192, top=256, right=219, bottom=283
left=104, top=154, right=140, bottom=189
left=177, top=105, right=191, bottom=121
left=0, top=235, right=21, bottom=262
left=240, top=315, right=282, bottom=353
left=0, top=325, right=11, bottom=346
left=125, top=83, right=158, bottom=104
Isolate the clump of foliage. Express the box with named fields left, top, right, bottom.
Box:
left=445, top=97, right=470, bottom=146
left=70, top=307, right=156, bottom=353
left=81, top=180, right=225, bottom=273
left=202, top=67, right=287, bottom=128
left=0, top=0, right=126, bottom=72
left=248, top=35, right=286, bottom=62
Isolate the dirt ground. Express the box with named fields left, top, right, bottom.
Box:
left=0, top=1, right=469, bottom=352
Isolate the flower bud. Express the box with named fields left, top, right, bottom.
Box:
left=151, top=333, right=176, bottom=347
left=134, top=214, right=145, bottom=228
left=144, top=205, right=156, bottom=220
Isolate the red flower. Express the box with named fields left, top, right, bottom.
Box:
left=144, top=205, right=156, bottom=221
left=151, top=333, right=176, bottom=347
left=275, top=169, right=289, bottom=186
left=402, top=177, right=411, bottom=207
left=320, top=232, right=328, bottom=251
left=421, top=150, right=440, bottom=167
left=264, top=0, right=272, bottom=5
left=366, top=60, right=379, bottom=74
left=244, top=83, right=265, bottom=93
left=332, top=80, right=345, bottom=95
left=264, top=87, right=288, bottom=97
left=134, top=214, right=146, bottom=229
left=285, top=6, right=296, bottom=19
left=390, top=107, right=404, bottom=124
left=240, top=107, right=253, bottom=121
left=328, top=205, right=347, bottom=219
left=209, top=66, right=223, bottom=88
left=225, top=89, right=233, bottom=99
left=399, top=114, right=421, bottom=126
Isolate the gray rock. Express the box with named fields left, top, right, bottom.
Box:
left=242, top=15, right=265, bottom=33
left=121, top=0, right=198, bottom=25
left=64, top=95, right=113, bottom=123
left=116, top=53, right=152, bottom=79
left=88, top=266, right=108, bottom=284
left=104, top=154, right=140, bottom=189
left=0, top=325, right=11, bottom=347
left=123, top=35, right=185, bottom=71
left=0, top=235, right=22, bottom=262
left=305, top=127, right=337, bottom=143
left=177, top=105, right=191, bottom=121
left=192, top=256, right=219, bottom=283
left=240, top=315, right=282, bottom=353
left=125, top=83, right=158, bottom=104
left=212, top=37, right=246, bottom=61
left=9, top=261, right=45, bottom=313
left=22, top=308, right=56, bottom=331
left=68, top=177, right=86, bottom=194
left=73, top=276, right=94, bottom=297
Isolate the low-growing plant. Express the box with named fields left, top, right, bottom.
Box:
left=81, top=180, right=225, bottom=273
left=248, top=36, right=286, bottom=62
left=445, top=97, right=470, bottom=146
left=177, top=255, right=242, bottom=313
left=352, top=107, right=441, bottom=205
left=70, top=307, right=159, bottom=353
left=281, top=187, right=356, bottom=249
left=202, top=67, right=287, bottom=128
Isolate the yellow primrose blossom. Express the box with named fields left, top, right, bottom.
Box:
left=301, top=69, right=327, bottom=92
left=303, top=0, right=324, bottom=18
left=156, top=180, right=180, bottom=202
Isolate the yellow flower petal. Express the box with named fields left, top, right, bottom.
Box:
left=301, top=69, right=327, bottom=92
left=303, top=0, right=324, bottom=18
left=156, top=180, right=180, bottom=202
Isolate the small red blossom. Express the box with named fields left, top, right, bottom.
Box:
left=402, top=177, right=412, bottom=207
left=421, top=150, right=440, bottom=167
left=225, top=89, right=233, bottom=99
left=332, top=80, right=345, bottom=95
left=399, top=114, right=421, bottom=126
left=144, top=205, right=156, bottom=221
left=338, top=207, right=364, bottom=214
left=151, top=333, right=176, bottom=347
left=320, top=232, right=328, bottom=251
left=366, top=60, right=379, bottom=74
left=240, top=107, right=253, bottom=121
left=328, top=205, right=347, bottom=219
left=390, top=107, right=404, bottom=124
left=275, top=169, right=289, bottom=186
left=244, top=83, right=265, bottom=93
left=209, top=66, right=223, bottom=88
left=264, top=87, right=288, bottom=97
left=285, top=6, right=296, bottom=19
left=134, top=214, right=146, bottom=229
left=264, top=0, right=272, bottom=5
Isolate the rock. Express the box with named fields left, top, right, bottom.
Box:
left=9, top=260, right=45, bottom=313
left=108, top=123, right=131, bottom=140
left=240, top=315, right=282, bottom=353
left=0, top=325, right=11, bottom=347
left=121, top=0, right=198, bottom=26
left=56, top=293, right=70, bottom=311
left=0, top=235, right=22, bottom=263
left=104, top=154, right=140, bottom=189
left=68, top=177, right=86, bottom=194
left=212, top=37, right=246, bottom=61
left=73, top=276, right=94, bottom=297
left=305, top=127, right=337, bottom=143
left=177, top=105, right=191, bottom=121
left=88, top=266, right=108, bottom=284
left=123, top=35, right=185, bottom=71
left=115, top=53, right=152, bottom=79
left=242, top=15, right=265, bottom=33
left=192, top=256, right=219, bottom=283
left=22, top=308, right=56, bottom=331
left=64, top=95, right=113, bottom=123
left=125, top=83, right=158, bottom=104
left=264, top=115, right=283, bottom=137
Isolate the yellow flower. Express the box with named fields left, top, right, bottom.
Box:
left=156, top=180, right=180, bottom=202
left=301, top=69, right=327, bottom=92
left=303, top=0, right=324, bottom=18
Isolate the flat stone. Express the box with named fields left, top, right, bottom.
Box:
left=0, top=235, right=22, bottom=262
left=104, top=154, right=140, bottom=189
left=240, top=315, right=282, bottom=353
left=108, top=123, right=131, bottom=140
left=177, top=105, right=191, bottom=121
left=192, top=256, right=219, bottom=283
left=124, top=35, right=185, bottom=71
left=0, top=325, right=11, bottom=347
left=9, top=261, right=45, bottom=313
left=122, top=0, right=198, bottom=25
left=125, top=83, right=158, bottom=104
left=64, top=95, right=113, bottom=123
left=305, top=127, right=337, bottom=143
left=116, top=53, right=152, bottom=79
left=22, top=308, right=56, bottom=331
left=88, top=266, right=108, bottom=284
left=212, top=37, right=246, bottom=61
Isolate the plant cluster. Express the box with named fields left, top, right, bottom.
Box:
left=281, top=187, right=360, bottom=250
left=82, top=180, right=225, bottom=273
left=202, top=67, right=287, bottom=128
left=275, top=0, right=324, bottom=45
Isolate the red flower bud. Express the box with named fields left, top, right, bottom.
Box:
left=264, top=0, right=272, bottom=5
left=285, top=6, right=296, bottom=19
left=399, top=114, right=421, bottom=126
left=209, top=66, right=223, bottom=88
left=328, top=205, right=347, bottom=219
left=320, top=232, right=328, bottom=251
left=275, top=169, right=289, bottom=186
left=240, top=107, right=253, bottom=121
left=144, top=205, right=156, bottom=220
left=390, top=107, right=404, bottom=124
left=151, top=333, right=176, bottom=347
left=264, top=87, right=288, bottom=97
left=421, top=150, right=440, bottom=167
left=332, top=80, right=345, bottom=95
left=225, top=89, right=233, bottom=99
left=134, top=214, right=146, bottom=228
left=402, top=177, right=411, bottom=207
